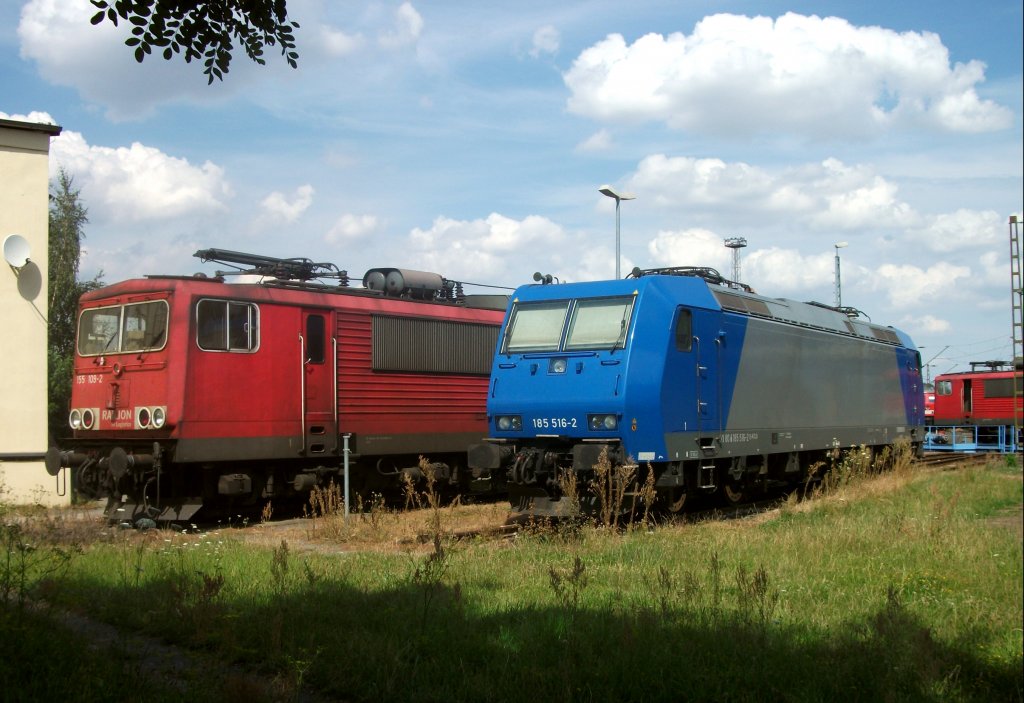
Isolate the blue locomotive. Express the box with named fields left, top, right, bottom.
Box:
left=468, top=266, right=926, bottom=515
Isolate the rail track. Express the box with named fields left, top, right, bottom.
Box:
left=124, top=450, right=1007, bottom=540
left=917, top=451, right=1004, bottom=469
left=412, top=450, right=1011, bottom=542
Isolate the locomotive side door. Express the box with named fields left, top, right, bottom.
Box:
left=300, top=310, right=338, bottom=455
left=691, top=308, right=724, bottom=440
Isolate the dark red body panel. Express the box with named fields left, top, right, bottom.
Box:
left=335, top=308, right=489, bottom=456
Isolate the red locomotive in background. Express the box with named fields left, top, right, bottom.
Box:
left=46, top=249, right=508, bottom=522
left=930, top=361, right=1022, bottom=451
left=933, top=361, right=1022, bottom=425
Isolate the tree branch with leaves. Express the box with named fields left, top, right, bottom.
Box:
left=89, top=0, right=300, bottom=83
left=48, top=169, right=103, bottom=442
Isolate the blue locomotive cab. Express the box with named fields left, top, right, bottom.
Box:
left=469, top=266, right=925, bottom=517
left=497, top=293, right=636, bottom=434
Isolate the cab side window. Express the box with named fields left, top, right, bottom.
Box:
left=675, top=308, right=692, bottom=352
left=197, top=300, right=259, bottom=352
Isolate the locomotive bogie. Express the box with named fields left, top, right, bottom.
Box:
left=471, top=268, right=926, bottom=517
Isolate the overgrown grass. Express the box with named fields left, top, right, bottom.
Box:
left=3, top=457, right=1021, bottom=702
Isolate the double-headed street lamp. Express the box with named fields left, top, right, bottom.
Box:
left=599, top=185, right=636, bottom=279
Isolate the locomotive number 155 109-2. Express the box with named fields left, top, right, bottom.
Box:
left=531, top=417, right=578, bottom=429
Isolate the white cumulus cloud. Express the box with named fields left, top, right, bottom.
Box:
left=18, top=0, right=223, bottom=120
left=0, top=110, right=58, bottom=125
left=325, top=213, right=381, bottom=243
left=48, top=130, right=233, bottom=222
left=903, top=209, right=1005, bottom=254
left=628, top=154, right=925, bottom=232
left=647, top=227, right=735, bottom=273
left=318, top=26, right=366, bottom=56
left=564, top=12, right=1012, bottom=138
left=575, top=129, right=612, bottom=153
left=378, top=2, right=424, bottom=48
left=870, top=261, right=972, bottom=308
left=407, top=213, right=564, bottom=281
left=530, top=25, right=560, bottom=57
left=913, top=315, right=953, bottom=334
left=260, top=185, right=315, bottom=223
left=646, top=231, right=835, bottom=295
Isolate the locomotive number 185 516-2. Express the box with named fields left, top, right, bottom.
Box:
left=531, top=417, right=578, bottom=429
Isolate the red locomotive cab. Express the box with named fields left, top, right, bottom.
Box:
left=50, top=285, right=183, bottom=496
left=71, top=292, right=176, bottom=437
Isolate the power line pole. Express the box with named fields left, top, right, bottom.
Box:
left=1009, top=215, right=1022, bottom=452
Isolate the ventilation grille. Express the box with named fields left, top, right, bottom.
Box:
left=712, top=288, right=903, bottom=347
left=984, top=377, right=1016, bottom=399
left=372, top=315, right=498, bottom=375
left=713, top=291, right=772, bottom=317
left=870, top=327, right=901, bottom=344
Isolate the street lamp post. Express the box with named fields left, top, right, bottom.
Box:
left=834, top=241, right=848, bottom=308
left=599, top=185, right=636, bottom=279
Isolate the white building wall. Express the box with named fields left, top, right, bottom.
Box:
left=0, top=118, right=67, bottom=507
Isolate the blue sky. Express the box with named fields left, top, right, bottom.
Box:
left=2, top=0, right=1021, bottom=376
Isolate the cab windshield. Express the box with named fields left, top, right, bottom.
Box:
left=504, top=301, right=568, bottom=352
left=77, top=300, right=169, bottom=356
left=503, top=296, right=634, bottom=353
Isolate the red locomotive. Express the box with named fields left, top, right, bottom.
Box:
left=933, top=362, right=1022, bottom=425
left=46, top=249, right=508, bottom=522
left=930, top=361, right=1022, bottom=451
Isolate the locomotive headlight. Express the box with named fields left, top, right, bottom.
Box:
left=548, top=357, right=567, bottom=374
left=588, top=414, right=618, bottom=431
left=69, top=409, right=82, bottom=430
left=137, top=407, right=151, bottom=429
left=152, top=406, right=166, bottom=428
left=81, top=408, right=96, bottom=430
left=496, top=415, right=522, bottom=431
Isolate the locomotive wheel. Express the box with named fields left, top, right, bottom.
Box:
left=721, top=481, right=744, bottom=506
left=662, top=488, right=687, bottom=513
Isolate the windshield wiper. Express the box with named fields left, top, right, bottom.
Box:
left=103, top=332, right=119, bottom=352
left=610, top=308, right=630, bottom=351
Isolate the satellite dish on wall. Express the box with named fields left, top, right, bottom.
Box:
left=3, top=234, right=31, bottom=268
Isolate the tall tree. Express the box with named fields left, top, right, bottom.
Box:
left=89, top=0, right=300, bottom=83
left=47, top=169, right=103, bottom=441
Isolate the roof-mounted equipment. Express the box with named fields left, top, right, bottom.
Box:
left=362, top=267, right=464, bottom=302
left=628, top=265, right=753, bottom=293
left=969, top=360, right=1014, bottom=372
left=194, top=248, right=349, bottom=284
left=806, top=300, right=869, bottom=320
